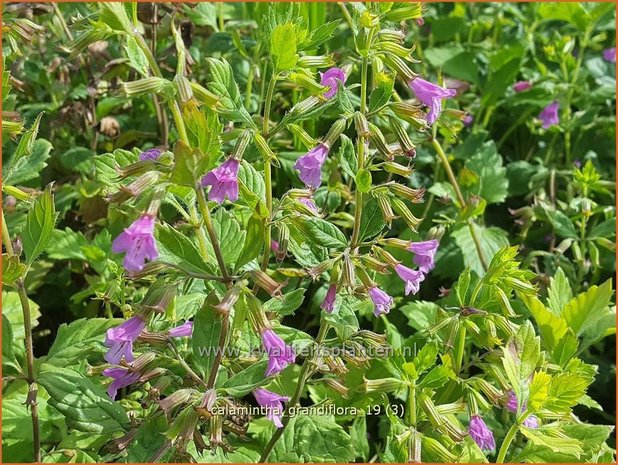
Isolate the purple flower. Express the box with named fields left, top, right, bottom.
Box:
left=408, top=77, right=457, bottom=125
left=603, top=47, right=616, bottom=63
left=505, top=391, right=539, bottom=429
left=319, top=67, right=347, bottom=99
left=169, top=321, right=193, bottom=338
left=104, top=315, right=146, bottom=364
left=538, top=101, right=560, bottom=129
left=321, top=284, right=337, bottom=313
left=253, top=388, right=289, bottom=428
left=200, top=159, right=240, bottom=204
left=368, top=286, right=394, bottom=317
left=271, top=240, right=279, bottom=252
left=299, top=197, right=319, bottom=213
left=293, top=144, right=329, bottom=188
left=112, top=215, right=159, bottom=272
left=407, top=240, right=439, bottom=273
left=103, top=367, right=141, bottom=400
left=469, top=415, right=495, bottom=451
left=513, top=81, right=532, bottom=93
left=139, top=148, right=162, bottom=161
left=462, top=114, right=473, bottom=127
left=261, top=329, right=296, bottom=376
left=394, top=264, right=425, bottom=296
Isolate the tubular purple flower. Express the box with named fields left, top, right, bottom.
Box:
left=103, top=367, right=141, bottom=400
left=603, top=47, right=616, bottom=63
left=139, top=148, right=162, bottom=161
left=321, top=284, right=337, bottom=313
left=368, top=286, right=394, bottom=317
left=112, top=215, right=159, bottom=272
left=104, top=315, right=146, bottom=364
left=469, top=415, right=495, bottom=451
left=408, top=77, right=457, bottom=125
left=513, top=81, right=532, bottom=93
left=261, top=329, right=296, bottom=376
left=538, top=101, right=560, bottom=129
left=200, top=159, right=240, bottom=204
left=394, top=264, right=425, bottom=296
left=271, top=240, right=279, bottom=252
left=253, top=388, right=289, bottom=428
left=505, top=391, right=539, bottom=429
left=319, top=67, right=347, bottom=99
left=169, top=321, right=193, bottom=338
left=523, top=415, right=539, bottom=428
left=407, top=240, right=439, bottom=273
left=462, top=114, right=473, bottom=127
left=293, top=144, right=329, bottom=188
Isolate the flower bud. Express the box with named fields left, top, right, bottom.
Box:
left=368, top=123, right=395, bottom=160
left=492, top=315, right=517, bottom=338
left=297, top=54, right=336, bottom=68
left=275, top=223, right=289, bottom=262
left=340, top=252, right=357, bottom=290
left=307, top=258, right=338, bottom=280
left=252, top=131, right=275, bottom=162
left=422, top=436, right=457, bottom=462
left=322, top=355, right=348, bottom=376
left=474, top=378, right=503, bottom=406
left=126, top=261, right=167, bottom=279
left=199, top=389, right=218, bottom=412
left=495, top=289, right=516, bottom=318
left=230, top=130, right=252, bottom=161
left=251, top=270, right=285, bottom=297
left=288, top=70, right=326, bottom=94
left=426, top=225, right=446, bottom=241
left=372, top=247, right=400, bottom=268
left=378, top=29, right=406, bottom=44
left=208, top=414, right=224, bottom=450
left=122, top=77, right=175, bottom=98
left=377, top=41, right=418, bottom=59
left=361, top=377, right=407, bottom=394
left=138, top=330, right=169, bottom=345
left=190, top=82, right=220, bottom=109
left=323, top=118, right=348, bottom=147
left=167, top=407, right=199, bottom=453
left=383, top=162, right=415, bottom=178
left=360, top=254, right=391, bottom=274
left=214, top=285, right=242, bottom=315
left=375, top=193, right=397, bottom=227
left=384, top=4, right=423, bottom=22
left=12, top=236, right=23, bottom=257
left=107, top=172, right=160, bottom=203
left=391, top=197, right=422, bottom=231
left=379, top=237, right=411, bottom=250
left=383, top=55, right=418, bottom=82
left=159, top=389, right=195, bottom=417
left=389, top=117, right=417, bottom=157
left=389, top=183, right=424, bottom=203
left=139, top=367, right=166, bottom=384
left=444, top=318, right=461, bottom=350
left=354, top=112, right=371, bottom=138
left=419, top=393, right=467, bottom=441
left=174, top=75, right=194, bottom=104
left=321, top=378, right=350, bottom=397
left=390, top=102, right=429, bottom=131
left=131, top=352, right=156, bottom=373
left=282, top=96, right=322, bottom=123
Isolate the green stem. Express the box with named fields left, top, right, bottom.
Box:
left=407, top=382, right=417, bottom=426
left=496, top=422, right=519, bottom=463
left=259, top=321, right=330, bottom=462
left=195, top=188, right=230, bottom=282
left=431, top=137, right=488, bottom=272
left=453, top=325, right=466, bottom=374
left=350, top=56, right=369, bottom=248
left=2, top=212, right=41, bottom=462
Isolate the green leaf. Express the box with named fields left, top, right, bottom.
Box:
left=221, top=361, right=270, bottom=396
left=22, top=185, right=58, bottom=266
left=155, top=223, right=211, bottom=276
left=463, top=141, right=508, bottom=204
left=546, top=267, right=573, bottom=314
left=192, top=294, right=223, bottom=378
left=562, top=279, right=613, bottom=337
left=292, top=216, right=347, bottom=250
left=355, top=169, right=372, bottom=193
left=4, top=138, right=52, bottom=186
left=502, top=320, right=541, bottom=400
left=521, top=294, right=568, bottom=350
left=519, top=426, right=583, bottom=457
left=45, top=318, right=120, bottom=367
left=452, top=224, right=509, bottom=277
left=238, top=160, right=268, bottom=218
left=271, top=23, right=298, bottom=71
left=235, top=214, right=265, bottom=269
left=38, top=363, right=129, bottom=434
left=359, top=197, right=385, bottom=241
left=211, top=209, right=246, bottom=264
left=98, top=2, right=133, bottom=33
left=323, top=295, right=360, bottom=340
left=125, top=36, right=149, bottom=77
left=548, top=210, right=578, bottom=239
left=170, top=140, right=209, bottom=187
left=528, top=371, right=551, bottom=413
left=400, top=300, right=439, bottom=331
left=537, top=2, right=590, bottom=31
left=369, top=76, right=394, bottom=112
left=2, top=291, right=41, bottom=340
left=206, top=58, right=254, bottom=127
left=2, top=254, right=26, bottom=286
left=424, top=46, right=479, bottom=85
left=263, top=288, right=306, bottom=316
left=94, top=149, right=138, bottom=190
left=338, top=134, right=357, bottom=178
left=2, top=314, right=20, bottom=375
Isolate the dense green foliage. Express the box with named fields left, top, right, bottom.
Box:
left=2, top=2, right=616, bottom=463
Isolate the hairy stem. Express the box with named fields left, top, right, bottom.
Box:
left=350, top=56, right=369, bottom=248
left=496, top=422, right=519, bottom=463
left=195, top=188, right=230, bottom=282
left=431, top=137, right=488, bottom=272
left=2, top=212, right=41, bottom=462
left=259, top=321, right=330, bottom=462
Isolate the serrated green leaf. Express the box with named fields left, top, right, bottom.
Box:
left=125, top=36, right=149, bottom=78
left=562, top=279, right=613, bottom=337
left=2, top=254, right=26, bottom=286
left=38, top=363, right=129, bottom=434
left=263, top=288, right=305, bottom=316
left=463, top=141, right=508, bottom=204
left=292, top=216, right=347, bottom=250
left=546, top=267, right=573, bottom=314
left=221, top=360, right=270, bottom=396
left=206, top=58, right=255, bottom=127
left=452, top=224, right=509, bottom=277
left=192, top=294, right=223, bottom=378
left=4, top=138, right=52, bottom=186
left=502, top=320, right=541, bottom=399
left=155, top=224, right=211, bottom=276
left=359, top=197, right=385, bottom=241
left=22, top=185, right=57, bottom=265
left=210, top=208, right=246, bottom=264
left=271, top=23, right=298, bottom=71
left=323, top=295, right=360, bottom=340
